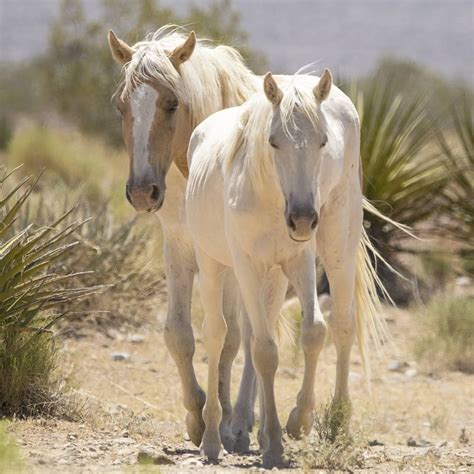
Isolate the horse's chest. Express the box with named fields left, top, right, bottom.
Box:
left=228, top=207, right=298, bottom=264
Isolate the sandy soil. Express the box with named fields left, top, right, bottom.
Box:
left=7, top=305, right=474, bottom=473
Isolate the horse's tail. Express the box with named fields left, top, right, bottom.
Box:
left=355, top=198, right=415, bottom=379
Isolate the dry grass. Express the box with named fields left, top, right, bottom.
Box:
left=301, top=399, right=366, bottom=472
left=412, top=294, right=474, bottom=374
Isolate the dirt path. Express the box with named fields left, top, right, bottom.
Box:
left=7, top=307, right=474, bottom=472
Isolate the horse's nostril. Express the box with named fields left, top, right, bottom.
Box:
left=311, top=212, right=319, bottom=229
left=150, top=184, right=159, bottom=202
left=125, top=185, right=132, bottom=204
left=288, top=214, right=297, bottom=231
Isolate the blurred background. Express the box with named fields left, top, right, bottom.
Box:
left=0, top=2, right=473, bottom=467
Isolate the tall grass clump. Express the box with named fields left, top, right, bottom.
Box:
left=0, top=167, right=100, bottom=416
left=413, top=295, right=474, bottom=373
left=301, top=399, right=365, bottom=472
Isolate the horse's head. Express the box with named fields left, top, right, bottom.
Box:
left=108, top=30, right=196, bottom=212
left=264, top=70, right=332, bottom=242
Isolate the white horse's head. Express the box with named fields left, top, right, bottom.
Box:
left=264, top=70, right=332, bottom=242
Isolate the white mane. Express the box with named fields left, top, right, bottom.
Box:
left=122, top=25, right=257, bottom=127
left=223, top=74, right=325, bottom=185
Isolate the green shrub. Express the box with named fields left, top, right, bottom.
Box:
left=0, top=167, right=100, bottom=416
left=413, top=295, right=474, bottom=373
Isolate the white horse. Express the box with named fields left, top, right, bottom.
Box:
left=107, top=26, right=260, bottom=452
left=186, top=70, right=388, bottom=467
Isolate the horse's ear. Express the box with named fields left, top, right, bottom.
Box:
left=263, top=72, right=283, bottom=106
left=108, top=30, right=134, bottom=65
left=170, top=31, right=196, bottom=68
left=314, top=68, right=333, bottom=102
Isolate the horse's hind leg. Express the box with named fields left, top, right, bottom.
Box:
left=218, top=272, right=241, bottom=452
left=196, top=248, right=228, bottom=462
left=163, top=238, right=205, bottom=447
left=231, top=305, right=257, bottom=453
left=284, top=249, right=327, bottom=439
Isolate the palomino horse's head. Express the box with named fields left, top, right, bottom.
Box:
left=264, top=70, right=332, bottom=242
left=108, top=30, right=196, bottom=212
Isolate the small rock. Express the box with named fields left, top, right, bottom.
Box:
left=128, top=334, right=145, bottom=343
left=349, top=371, right=362, bottom=382
left=405, top=368, right=417, bottom=377
left=387, top=359, right=409, bottom=372
left=111, top=352, right=130, bottom=361
left=368, top=439, right=384, bottom=446
left=456, top=276, right=471, bottom=287
left=438, top=440, right=448, bottom=448
left=407, top=437, right=432, bottom=447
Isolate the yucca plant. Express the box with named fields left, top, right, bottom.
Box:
left=0, top=166, right=100, bottom=416
left=347, top=76, right=450, bottom=300
left=436, top=97, right=474, bottom=273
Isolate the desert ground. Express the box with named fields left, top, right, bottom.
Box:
left=6, top=296, right=473, bottom=473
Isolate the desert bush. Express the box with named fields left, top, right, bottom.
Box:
left=0, top=167, right=100, bottom=416
left=413, top=295, right=474, bottom=373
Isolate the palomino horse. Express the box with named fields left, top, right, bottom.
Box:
left=186, top=71, right=388, bottom=467
left=107, top=26, right=259, bottom=452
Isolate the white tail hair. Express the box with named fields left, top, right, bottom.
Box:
left=355, top=198, right=415, bottom=380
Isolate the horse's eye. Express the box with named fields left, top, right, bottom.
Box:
left=320, top=138, right=328, bottom=148
left=167, top=103, right=178, bottom=113
left=269, top=140, right=279, bottom=150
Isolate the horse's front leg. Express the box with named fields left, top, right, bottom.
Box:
left=317, top=198, right=362, bottom=432
left=232, top=250, right=285, bottom=469
left=162, top=237, right=205, bottom=447
left=196, top=249, right=228, bottom=462
left=284, top=248, right=327, bottom=439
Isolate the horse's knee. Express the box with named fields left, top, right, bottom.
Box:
left=164, top=314, right=195, bottom=360
left=328, top=310, right=355, bottom=347
left=301, top=320, right=327, bottom=354
left=203, top=315, right=227, bottom=353
left=252, top=337, right=278, bottom=377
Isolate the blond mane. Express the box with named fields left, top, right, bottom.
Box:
left=120, top=25, right=257, bottom=127
left=223, top=74, right=325, bottom=185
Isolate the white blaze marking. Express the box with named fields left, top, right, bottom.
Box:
left=131, top=84, right=159, bottom=177
left=294, top=138, right=308, bottom=150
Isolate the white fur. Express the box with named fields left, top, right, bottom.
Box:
left=131, top=84, right=158, bottom=177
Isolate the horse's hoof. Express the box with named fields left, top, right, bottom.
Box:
left=186, top=410, right=205, bottom=447
left=262, top=450, right=286, bottom=469
left=200, top=433, right=222, bottom=462
left=220, top=430, right=235, bottom=453
left=233, top=429, right=251, bottom=453
left=286, top=406, right=314, bottom=440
